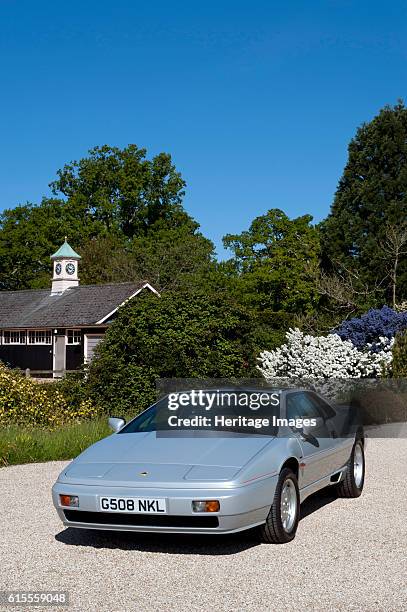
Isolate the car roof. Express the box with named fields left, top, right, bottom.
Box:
left=162, top=387, right=313, bottom=395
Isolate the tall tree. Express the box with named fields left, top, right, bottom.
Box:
left=0, top=198, right=101, bottom=290
left=0, top=144, right=205, bottom=290
left=79, top=227, right=215, bottom=291
left=223, top=208, right=320, bottom=314
left=380, top=222, right=407, bottom=308
left=320, top=101, right=407, bottom=305
left=50, top=144, right=189, bottom=237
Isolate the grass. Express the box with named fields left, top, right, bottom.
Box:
left=0, top=418, right=111, bottom=467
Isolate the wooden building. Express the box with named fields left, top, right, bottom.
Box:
left=0, top=239, right=158, bottom=377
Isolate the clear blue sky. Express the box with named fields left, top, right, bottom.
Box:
left=0, top=0, right=406, bottom=257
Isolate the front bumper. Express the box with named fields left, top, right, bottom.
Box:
left=52, top=477, right=278, bottom=535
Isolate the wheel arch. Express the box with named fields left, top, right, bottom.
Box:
left=280, top=457, right=299, bottom=479
left=356, top=427, right=365, bottom=445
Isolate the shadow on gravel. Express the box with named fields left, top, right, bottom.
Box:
left=55, top=526, right=258, bottom=555
left=55, top=487, right=339, bottom=554
left=299, top=487, right=339, bottom=521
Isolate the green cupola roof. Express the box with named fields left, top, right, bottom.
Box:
left=51, top=238, right=81, bottom=260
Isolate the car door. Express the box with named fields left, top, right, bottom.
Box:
left=307, top=392, right=354, bottom=472
left=285, top=391, right=338, bottom=487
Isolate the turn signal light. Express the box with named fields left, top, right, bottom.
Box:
left=59, top=495, right=79, bottom=508
left=192, top=500, right=220, bottom=513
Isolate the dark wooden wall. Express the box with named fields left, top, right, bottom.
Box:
left=0, top=345, right=53, bottom=370
left=0, top=327, right=106, bottom=373
left=66, top=344, right=83, bottom=370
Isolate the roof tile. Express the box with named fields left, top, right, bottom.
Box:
left=0, top=282, right=154, bottom=328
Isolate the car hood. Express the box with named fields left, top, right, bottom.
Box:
left=60, top=432, right=274, bottom=488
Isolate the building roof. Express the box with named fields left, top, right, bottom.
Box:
left=51, top=239, right=81, bottom=260
left=0, top=281, right=157, bottom=328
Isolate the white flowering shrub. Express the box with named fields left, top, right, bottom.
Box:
left=258, top=328, right=393, bottom=379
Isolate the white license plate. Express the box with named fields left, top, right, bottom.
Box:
left=99, top=496, right=167, bottom=514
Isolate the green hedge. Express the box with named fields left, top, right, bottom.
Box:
left=392, top=331, right=407, bottom=377
left=0, top=364, right=101, bottom=428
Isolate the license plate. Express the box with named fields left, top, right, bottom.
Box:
left=99, top=496, right=167, bottom=514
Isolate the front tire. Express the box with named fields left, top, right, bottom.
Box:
left=258, top=468, right=300, bottom=544
left=336, top=439, right=365, bottom=498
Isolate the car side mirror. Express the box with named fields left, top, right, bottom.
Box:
left=292, top=421, right=317, bottom=440
left=292, top=425, right=310, bottom=440
left=108, top=417, right=126, bottom=433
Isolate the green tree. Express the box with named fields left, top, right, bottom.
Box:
left=0, top=144, right=206, bottom=290
left=320, top=101, right=407, bottom=305
left=79, top=226, right=215, bottom=291
left=0, top=198, right=101, bottom=290
left=87, top=289, right=259, bottom=414
left=391, top=331, right=407, bottom=377
left=223, top=208, right=320, bottom=314
left=50, top=144, right=189, bottom=237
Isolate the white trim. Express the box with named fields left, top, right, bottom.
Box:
left=95, top=283, right=160, bottom=324
left=66, top=328, right=81, bottom=345
left=52, top=333, right=56, bottom=375
left=53, top=332, right=66, bottom=378
left=27, top=329, right=52, bottom=345
left=2, top=329, right=27, bottom=345
left=84, top=333, right=105, bottom=364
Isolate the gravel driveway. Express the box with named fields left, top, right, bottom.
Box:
left=0, top=439, right=406, bottom=612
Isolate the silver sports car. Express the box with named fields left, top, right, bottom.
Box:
left=52, top=388, right=365, bottom=544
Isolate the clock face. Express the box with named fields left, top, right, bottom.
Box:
left=55, top=263, right=62, bottom=275
left=65, top=263, right=75, bottom=275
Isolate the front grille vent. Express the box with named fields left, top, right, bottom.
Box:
left=64, top=510, right=219, bottom=528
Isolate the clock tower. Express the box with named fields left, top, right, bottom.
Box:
left=50, top=238, right=81, bottom=294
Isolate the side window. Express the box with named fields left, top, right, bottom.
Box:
left=286, top=393, right=322, bottom=420
left=307, top=392, right=336, bottom=420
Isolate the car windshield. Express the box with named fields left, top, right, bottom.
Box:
left=119, top=390, right=281, bottom=436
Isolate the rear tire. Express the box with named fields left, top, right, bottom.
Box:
left=336, top=439, right=365, bottom=498
left=258, top=468, right=300, bottom=544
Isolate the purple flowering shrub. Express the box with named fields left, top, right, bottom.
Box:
left=333, top=306, right=407, bottom=351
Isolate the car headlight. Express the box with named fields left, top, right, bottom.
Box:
left=59, top=495, right=79, bottom=508
left=192, top=500, right=220, bottom=512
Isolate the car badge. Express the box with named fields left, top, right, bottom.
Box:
left=139, top=471, right=148, bottom=476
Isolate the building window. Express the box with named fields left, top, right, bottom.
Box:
left=28, top=330, right=52, bottom=345
left=3, top=330, right=26, bottom=344
left=67, top=329, right=81, bottom=345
